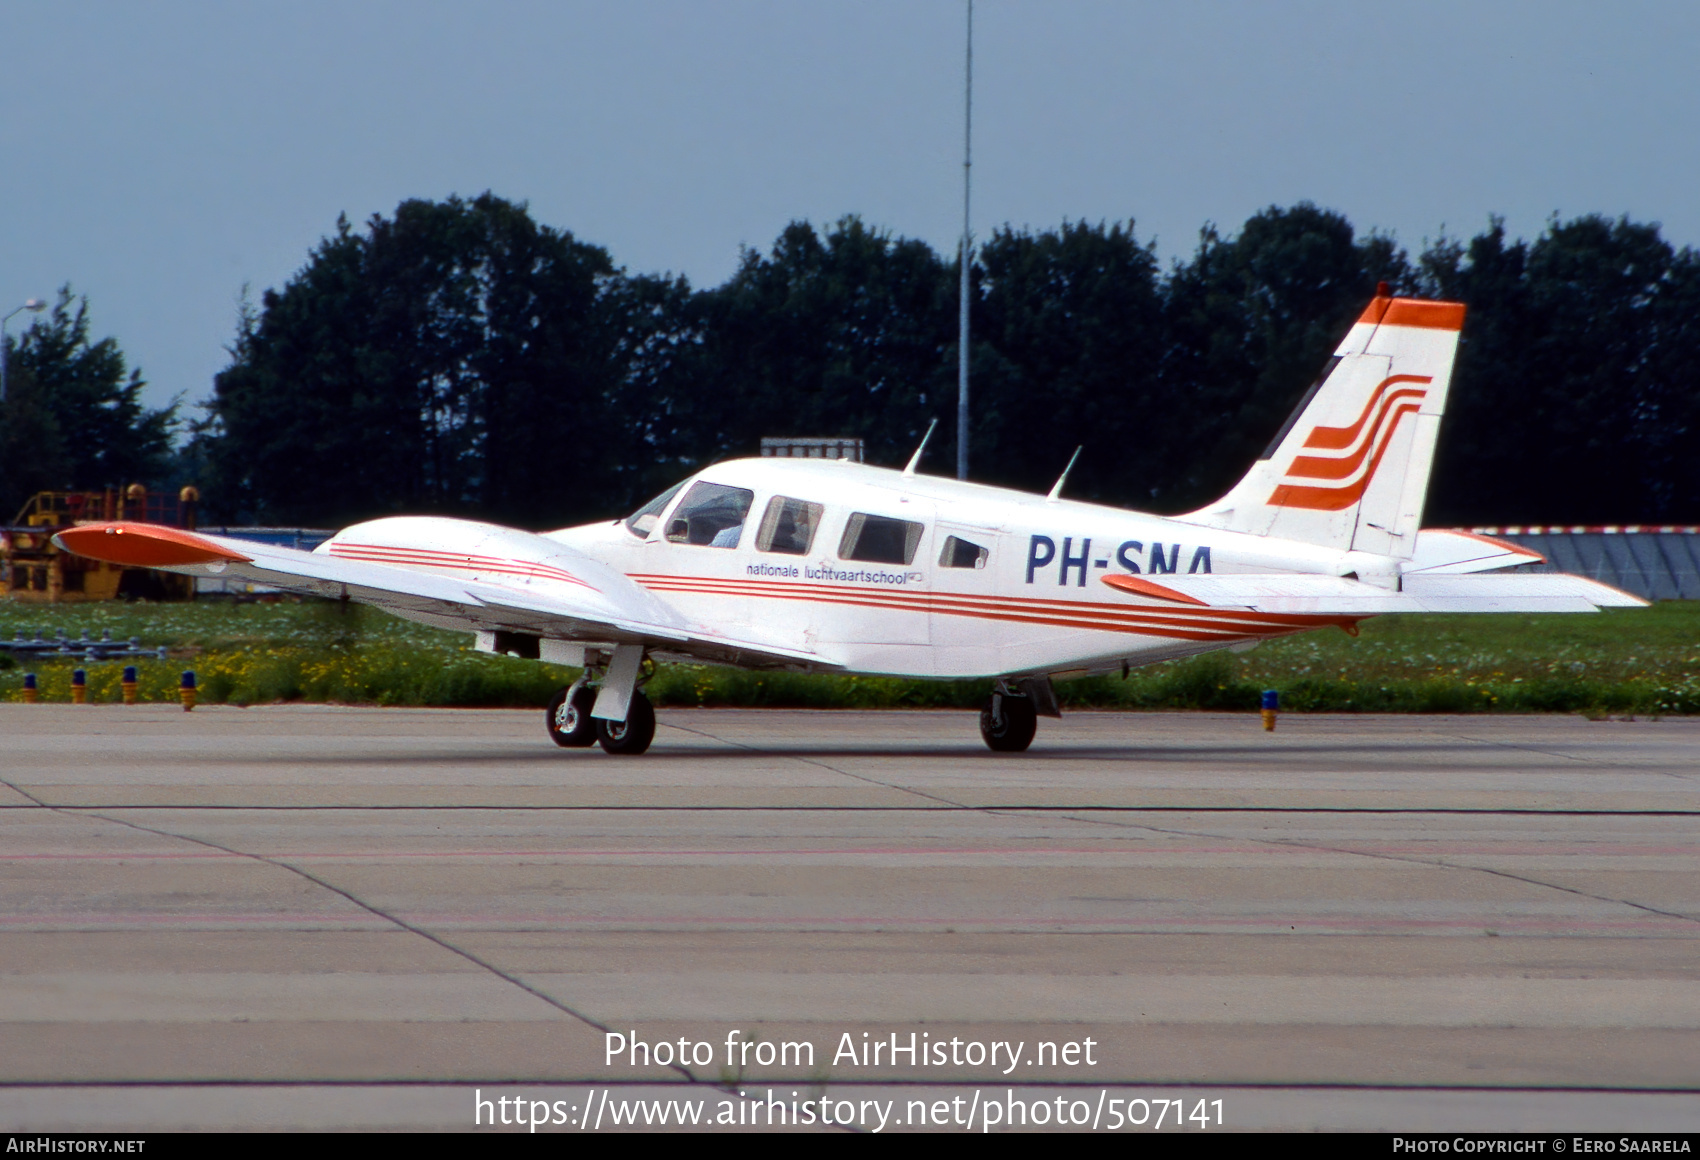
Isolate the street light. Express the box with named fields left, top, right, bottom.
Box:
left=0, top=298, right=48, bottom=403
left=956, top=0, right=973, bottom=481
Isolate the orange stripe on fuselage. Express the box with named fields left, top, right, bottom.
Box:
left=631, top=572, right=1351, bottom=627
left=627, top=573, right=1362, bottom=642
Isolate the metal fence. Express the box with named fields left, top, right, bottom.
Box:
left=1468, top=526, right=1700, bottom=601
left=759, top=437, right=865, bottom=462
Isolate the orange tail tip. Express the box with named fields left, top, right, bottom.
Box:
left=1355, top=294, right=1466, bottom=331
left=51, top=523, right=252, bottom=568
left=1101, top=573, right=1209, bottom=605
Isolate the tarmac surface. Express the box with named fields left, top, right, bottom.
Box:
left=1, top=703, right=1698, bottom=1132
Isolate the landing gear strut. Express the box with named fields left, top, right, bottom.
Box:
left=979, top=684, right=1038, bottom=752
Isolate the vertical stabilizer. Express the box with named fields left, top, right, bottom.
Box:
left=1180, top=291, right=1465, bottom=557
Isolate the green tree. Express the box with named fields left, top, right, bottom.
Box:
left=1423, top=215, right=1700, bottom=524
left=687, top=217, right=954, bottom=469
left=0, top=288, right=176, bottom=519
left=1158, top=203, right=1413, bottom=511
left=201, top=198, right=1699, bottom=530
left=201, top=194, right=627, bottom=526
left=970, top=220, right=1163, bottom=501
left=596, top=269, right=715, bottom=503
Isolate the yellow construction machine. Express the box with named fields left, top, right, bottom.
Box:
left=1, top=485, right=199, bottom=602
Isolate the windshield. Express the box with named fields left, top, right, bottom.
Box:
left=665, top=481, right=755, bottom=548
left=624, top=482, right=684, bottom=538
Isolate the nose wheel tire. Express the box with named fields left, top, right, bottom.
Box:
left=597, top=690, right=656, bottom=755
left=979, top=693, right=1037, bottom=752
left=546, top=684, right=597, bottom=748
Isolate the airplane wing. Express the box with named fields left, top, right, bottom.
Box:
left=51, top=522, right=837, bottom=670
left=1102, top=571, right=1645, bottom=614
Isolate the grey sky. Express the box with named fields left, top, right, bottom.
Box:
left=3, top=1, right=1697, bottom=418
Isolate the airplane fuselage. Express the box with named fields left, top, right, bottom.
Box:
left=536, top=457, right=1367, bottom=680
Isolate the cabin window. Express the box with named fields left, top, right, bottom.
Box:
left=939, top=535, right=988, bottom=569
left=625, top=482, right=683, bottom=538
left=756, top=496, right=824, bottom=555
left=839, top=513, right=924, bottom=565
left=665, top=481, right=754, bottom=548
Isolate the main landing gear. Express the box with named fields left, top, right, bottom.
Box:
left=979, top=685, right=1037, bottom=752
left=978, top=677, right=1061, bottom=753
left=595, top=693, right=655, bottom=755
left=546, top=681, right=597, bottom=747
left=545, top=646, right=656, bottom=756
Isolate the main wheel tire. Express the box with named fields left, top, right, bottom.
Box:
left=979, top=692, right=1037, bottom=752
left=546, top=685, right=597, bottom=748
left=596, top=690, right=656, bottom=755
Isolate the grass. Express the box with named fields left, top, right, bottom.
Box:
left=0, top=598, right=1696, bottom=714
left=0, top=600, right=572, bottom=708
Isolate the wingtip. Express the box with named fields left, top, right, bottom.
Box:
left=52, top=522, right=251, bottom=568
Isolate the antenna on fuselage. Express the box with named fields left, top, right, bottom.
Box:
left=1046, top=445, right=1083, bottom=502
left=903, top=418, right=939, bottom=476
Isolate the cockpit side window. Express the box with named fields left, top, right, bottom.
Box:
left=664, top=481, right=755, bottom=548
left=839, top=513, right=924, bottom=565
left=756, top=496, right=824, bottom=555
left=939, top=535, right=988, bottom=569
left=625, top=482, right=684, bottom=538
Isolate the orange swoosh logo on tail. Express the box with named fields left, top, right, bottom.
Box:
left=1268, top=374, right=1430, bottom=510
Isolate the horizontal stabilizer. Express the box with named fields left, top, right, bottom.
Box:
left=1406, top=529, right=1545, bottom=575
left=1400, top=572, right=1645, bottom=610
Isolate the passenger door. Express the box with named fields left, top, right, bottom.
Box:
left=814, top=498, right=934, bottom=649
left=930, top=519, right=1003, bottom=670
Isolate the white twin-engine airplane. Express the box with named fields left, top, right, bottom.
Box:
left=57, top=289, right=1641, bottom=754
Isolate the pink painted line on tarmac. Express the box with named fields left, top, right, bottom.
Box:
left=0, top=851, right=248, bottom=861
left=4, top=842, right=1694, bottom=863
left=3, top=912, right=1691, bottom=934
left=0, top=845, right=1287, bottom=861
left=348, top=913, right=1700, bottom=933
left=0, top=914, right=382, bottom=925
left=4, top=843, right=1694, bottom=865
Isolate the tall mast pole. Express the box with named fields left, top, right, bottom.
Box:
left=956, top=0, right=973, bottom=481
